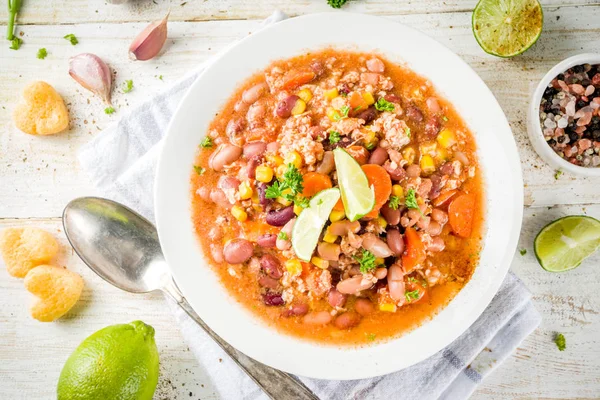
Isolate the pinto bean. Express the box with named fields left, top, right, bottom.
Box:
left=368, top=147, right=388, bottom=165
left=354, top=298, right=375, bottom=316
left=426, top=97, right=441, bottom=113
left=210, top=189, right=232, bottom=210
left=262, top=292, right=284, bottom=306
left=282, top=303, right=309, bottom=317
left=354, top=107, right=378, bottom=124
left=210, top=244, right=224, bottom=263
left=416, top=215, right=430, bottom=230
left=328, top=220, right=361, bottom=236
left=428, top=237, right=445, bottom=252
left=223, top=239, right=254, bottom=264
left=317, top=151, right=335, bottom=175
left=366, top=58, right=385, bottom=73
left=247, top=156, right=260, bottom=179
left=318, top=242, right=341, bottom=261
left=257, top=234, right=277, bottom=248
left=197, top=186, right=211, bottom=202
left=242, top=83, right=267, bottom=104
left=334, top=312, right=361, bottom=330
left=386, top=228, right=405, bottom=256
left=337, top=275, right=375, bottom=294
left=405, top=105, right=424, bottom=122
left=431, top=209, right=448, bottom=225
left=276, top=218, right=295, bottom=250
left=362, top=233, right=393, bottom=258
left=258, top=275, right=280, bottom=290
left=276, top=95, right=299, bottom=118
left=381, top=202, right=401, bottom=226
left=417, top=178, right=433, bottom=198
left=247, top=103, right=266, bottom=126
left=209, top=144, right=242, bottom=171
left=406, top=164, right=421, bottom=178
left=303, top=311, right=332, bottom=325
left=218, top=175, right=241, bottom=191
left=361, top=72, right=379, bottom=86
left=226, top=118, right=245, bottom=144
left=387, top=265, right=405, bottom=302
left=383, top=161, right=406, bottom=181
left=243, top=141, right=267, bottom=159
left=266, top=141, right=280, bottom=153
left=266, top=206, right=295, bottom=227
left=426, top=221, right=443, bottom=236
left=310, top=60, right=325, bottom=76
left=374, top=267, right=388, bottom=280
left=328, top=288, right=347, bottom=308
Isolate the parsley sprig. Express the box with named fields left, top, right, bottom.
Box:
left=388, top=195, right=401, bottom=210
left=554, top=333, right=566, bottom=351
left=354, top=249, right=377, bottom=274
left=199, top=137, right=213, bottom=148
left=277, top=231, right=288, bottom=241
left=405, top=188, right=419, bottom=209
left=265, top=164, right=304, bottom=203
left=375, top=98, right=395, bottom=112
left=64, top=34, right=78, bottom=45
left=122, top=79, right=134, bottom=93
left=405, top=289, right=420, bottom=302
left=328, top=130, right=341, bottom=144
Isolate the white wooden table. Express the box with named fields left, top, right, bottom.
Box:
left=1, top=1, right=599, bottom=399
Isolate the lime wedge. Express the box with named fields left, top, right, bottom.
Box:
left=472, top=0, right=543, bottom=58
left=292, top=188, right=341, bottom=261
left=534, top=216, right=600, bottom=272
left=333, top=148, right=375, bottom=221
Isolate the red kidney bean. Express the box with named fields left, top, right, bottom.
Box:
left=303, top=311, right=332, bottom=325
left=247, top=156, right=260, bottom=179
left=386, top=228, right=405, bottom=256
left=362, top=233, right=393, bottom=258
left=226, top=118, right=245, bottom=144
left=387, top=265, right=405, bottom=302
left=334, top=313, right=361, bottom=330
left=243, top=141, right=267, bottom=159
left=368, top=147, right=388, bottom=165
left=260, top=254, right=283, bottom=279
left=218, top=175, right=241, bottom=191
left=423, top=116, right=441, bottom=140
left=223, top=239, right=254, bottom=264
left=316, top=151, right=335, bottom=175
left=266, top=206, right=295, bottom=227
left=406, top=164, right=421, bottom=178
left=374, top=267, right=388, bottom=280
left=354, top=107, right=378, bottom=124
left=276, top=218, right=295, bottom=250
left=328, top=288, right=347, bottom=308
left=383, top=161, right=406, bottom=181
left=262, top=292, right=284, bottom=306
left=381, top=202, right=401, bottom=226
left=440, top=162, right=455, bottom=176
left=276, top=95, right=299, bottom=118
left=366, top=58, right=385, bottom=73
left=338, top=83, right=350, bottom=96
left=328, top=220, right=361, bottom=236
left=257, top=234, right=277, bottom=248
left=354, top=298, right=375, bottom=316
left=405, top=105, right=424, bottom=122
left=384, top=93, right=402, bottom=103
left=317, top=242, right=341, bottom=261
left=209, top=144, right=242, bottom=171
left=337, top=276, right=374, bottom=294
left=429, top=174, right=443, bottom=199
left=426, top=221, right=443, bottom=236
left=242, top=83, right=267, bottom=104
left=431, top=209, right=448, bottom=225
left=256, top=183, right=271, bottom=207
left=282, top=303, right=309, bottom=317
left=258, top=275, right=280, bottom=290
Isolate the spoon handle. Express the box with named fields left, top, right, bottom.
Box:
left=163, top=279, right=319, bottom=400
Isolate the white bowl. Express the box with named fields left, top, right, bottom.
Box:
left=527, top=53, right=600, bottom=177
left=154, top=12, right=523, bottom=380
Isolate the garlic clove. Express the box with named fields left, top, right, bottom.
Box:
left=68, top=53, right=113, bottom=105
left=129, top=13, right=169, bottom=61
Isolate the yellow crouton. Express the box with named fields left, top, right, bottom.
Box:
left=13, top=81, right=69, bottom=135
left=0, top=227, right=59, bottom=278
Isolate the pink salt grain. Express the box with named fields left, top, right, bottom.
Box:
left=571, top=83, right=585, bottom=95
left=585, top=85, right=595, bottom=96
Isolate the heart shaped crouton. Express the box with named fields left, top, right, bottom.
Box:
left=13, top=81, right=69, bottom=135
left=0, top=227, right=60, bottom=278
left=24, top=265, right=84, bottom=322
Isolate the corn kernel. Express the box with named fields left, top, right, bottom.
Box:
left=291, top=98, right=307, bottom=115
left=420, top=155, right=436, bottom=174
left=255, top=165, right=274, bottom=183
left=297, top=88, right=313, bottom=103
left=238, top=181, right=253, bottom=200
left=379, top=303, right=397, bottom=312
left=437, top=128, right=457, bottom=148
left=324, top=88, right=339, bottom=101
left=266, top=153, right=284, bottom=166
left=329, top=210, right=346, bottom=222
left=322, top=229, right=338, bottom=244
left=231, top=206, right=248, bottom=222
left=375, top=257, right=385, bottom=266
left=277, top=189, right=293, bottom=206
left=326, top=107, right=341, bottom=122
left=275, top=164, right=287, bottom=179
left=402, top=146, right=416, bottom=165
left=251, top=189, right=260, bottom=204
left=436, top=146, right=448, bottom=163
left=284, top=151, right=303, bottom=169
left=285, top=259, right=303, bottom=277
left=311, top=256, right=329, bottom=270
left=362, top=92, right=375, bottom=105
left=294, top=204, right=304, bottom=215
left=376, top=216, right=387, bottom=229
left=392, top=184, right=404, bottom=198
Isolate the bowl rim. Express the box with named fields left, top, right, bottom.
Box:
left=154, top=11, right=524, bottom=380
left=527, top=53, right=600, bottom=177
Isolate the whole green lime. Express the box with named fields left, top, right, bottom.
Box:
left=57, top=320, right=159, bottom=400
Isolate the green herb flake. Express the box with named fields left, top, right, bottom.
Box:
left=388, top=195, right=401, bottom=210
left=405, top=127, right=411, bottom=138
left=405, top=289, right=420, bottom=302
left=294, top=196, right=310, bottom=209
left=366, top=333, right=376, bottom=341
left=405, top=188, right=419, bottom=210
left=64, top=34, right=79, bottom=45
left=158, top=75, right=163, bottom=80
left=200, top=137, right=213, bottom=148
left=327, top=0, right=348, bottom=8
left=554, top=333, right=566, bottom=351
left=193, top=165, right=205, bottom=175
left=37, top=48, right=47, bottom=59
left=329, top=130, right=341, bottom=144
left=519, top=248, right=527, bottom=256
left=354, top=249, right=377, bottom=274
left=9, top=37, right=22, bottom=50
left=375, top=98, right=395, bottom=112
left=122, top=79, right=134, bottom=93
left=340, top=105, right=350, bottom=118
left=104, top=106, right=115, bottom=115
left=554, top=170, right=563, bottom=180
left=277, top=231, right=288, bottom=241
left=442, top=116, right=449, bottom=122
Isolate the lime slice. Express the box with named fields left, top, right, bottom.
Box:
left=472, top=0, right=543, bottom=58
left=534, top=216, right=600, bottom=272
left=292, top=188, right=340, bottom=261
left=333, top=148, right=375, bottom=221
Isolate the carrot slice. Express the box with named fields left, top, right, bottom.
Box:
left=361, top=164, right=392, bottom=219
left=348, top=92, right=367, bottom=111
left=448, top=193, right=475, bottom=237
left=333, top=198, right=345, bottom=211
left=281, top=69, right=316, bottom=91
left=432, top=189, right=457, bottom=207
left=301, top=172, right=332, bottom=198
left=402, top=227, right=426, bottom=273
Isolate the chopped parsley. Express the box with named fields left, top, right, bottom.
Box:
left=405, top=289, right=420, bottom=302
left=104, top=106, right=115, bottom=115
left=365, top=141, right=376, bottom=151
left=405, top=188, right=419, bottom=209
left=265, top=164, right=304, bottom=203
left=37, top=48, right=48, bottom=59
left=277, top=231, right=288, bottom=241
left=64, top=34, right=79, bottom=45
left=366, top=333, right=376, bottom=341
left=375, top=98, right=395, bottom=112
left=122, top=79, right=134, bottom=93
left=442, top=116, right=449, bottom=122
left=519, top=248, right=527, bottom=256
left=388, top=195, right=401, bottom=210
left=329, top=130, right=341, bottom=144
left=354, top=249, right=377, bottom=274
left=9, top=37, right=22, bottom=50
left=327, top=0, right=348, bottom=8
left=200, top=137, right=213, bottom=148
left=405, top=127, right=411, bottom=138
left=294, top=196, right=310, bottom=209
left=554, top=170, right=563, bottom=180
left=554, top=333, right=566, bottom=351
left=193, top=165, right=205, bottom=175
left=339, top=105, right=350, bottom=118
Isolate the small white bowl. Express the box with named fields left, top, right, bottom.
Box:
left=528, top=53, right=600, bottom=177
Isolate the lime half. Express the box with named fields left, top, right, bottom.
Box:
left=472, top=0, right=543, bottom=58
left=292, top=188, right=340, bottom=261
left=333, top=148, right=375, bottom=221
left=534, top=216, right=600, bottom=272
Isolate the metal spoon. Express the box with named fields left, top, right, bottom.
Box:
left=62, top=197, right=318, bottom=400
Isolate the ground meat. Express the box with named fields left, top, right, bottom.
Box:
left=305, top=270, right=332, bottom=297
left=278, top=114, right=324, bottom=167
left=372, top=112, right=411, bottom=151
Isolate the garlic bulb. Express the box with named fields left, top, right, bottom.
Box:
left=129, top=13, right=169, bottom=61
left=68, top=53, right=112, bottom=105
